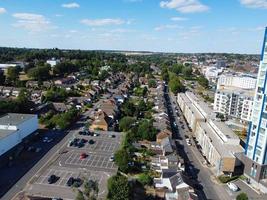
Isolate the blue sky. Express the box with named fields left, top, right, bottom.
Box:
left=0, top=0, right=267, bottom=53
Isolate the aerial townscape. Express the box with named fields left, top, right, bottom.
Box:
left=1, top=1, right=267, bottom=200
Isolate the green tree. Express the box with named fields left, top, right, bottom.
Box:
left=121, top=100, right=136, bottom=117
left=53, top=61, right=76, bottom=75
left=236, top=192, right=248, bottom=200
left=182, top=66, right=193, bottom=77
left=197, top=75, right=209, bottom=88
left=99, top=70, right=109, bottom=81
left=75, top=190, right=85, bottom=200
left=172, top=63, right=184, bottom=75
left=114, top=148, right=131, bottom=173
left=161, top=66, right=169, bottom=82
left=7, top=66, right=21, bottom=84
left=107, top=175, right=130, bottom=200
left=169, top=76, right=185, bottom=94
left=138, top=173, right=153, bottom=186
left=137, top=120, right=157, bottom=141
left=27, top=65, right=51, bottom=81
left=148, top=79, right=157, bottom=88
left=0, top=70, right=6, bottom=85
left=119, top=117, right=136, bottom=132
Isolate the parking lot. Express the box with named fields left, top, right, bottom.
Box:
left=69, top=139, right=119, bottom=153
left=61, top=151, right=117, bottom=172
left=26, top=130, right=122, bottom=199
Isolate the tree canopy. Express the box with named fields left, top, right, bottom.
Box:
left=107, top=175, right=130, bottom=200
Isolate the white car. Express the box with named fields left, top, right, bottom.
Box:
left=227, top=182, right=239, bottom=192
left=109, top=156, right=115, bottom=162
left=186, top=138, right=192, bottom=146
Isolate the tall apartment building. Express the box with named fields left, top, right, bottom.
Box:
left=243, top=28, right=267, bottom=193
left=213, top=74, right=256, bottom=122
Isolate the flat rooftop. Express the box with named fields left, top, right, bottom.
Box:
left=0, top=113, right=36, bottom=126
left=185, top=92, right=214, bottom=119
left=217, top=86, right=255, bottom=97
left=0, top=129, right=16, bottom=140
left=199, top=122, right=243, bottom=157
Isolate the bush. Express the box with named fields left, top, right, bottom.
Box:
left=218, top=175, right=239, bottom=183
left=138, top=173, right=153, bottom=186
left=236, top=192, right=248, bottom=200
left=75, top=190, right=85, bottom=200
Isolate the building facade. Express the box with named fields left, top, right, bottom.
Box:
left=243, top=28, right=267, bottom=193
left=213, top=89, right=254, bottom=122
left=177, top=92, right=243, bottom=175
left=217, top=74, right=257, bottom=90
left=0, top=113, right=38, bottom=157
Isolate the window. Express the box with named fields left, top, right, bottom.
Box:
left=257, top=94, right=263, bottom=101
left=262, top=112, right=267, bottom=120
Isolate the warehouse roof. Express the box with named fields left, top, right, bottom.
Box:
left=0, top=113, right=36, bottom=126
left=0, top=129, right=16, bottom=140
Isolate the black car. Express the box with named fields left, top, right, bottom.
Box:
left=48, top=175, right=58, bottom=184
left=73, top=178, right=83, bottom=187
left=88, top=139, right=95, bottom=144
left=66, top=177, right=74, bottom=186
left=80, top=138, right=87, bottom=144
left=67, top=177, right=83, bottom=187
left=78, top=131, right=85, bottom=135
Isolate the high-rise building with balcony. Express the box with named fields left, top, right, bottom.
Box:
left=243, top=28, right=267, bottom=193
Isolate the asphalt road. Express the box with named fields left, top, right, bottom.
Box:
left=164, top=85, right=232, bottom=200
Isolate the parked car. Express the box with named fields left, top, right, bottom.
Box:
left=73, top=178, right=83, bottom=187
left=186, top=138, right=192, bottom=146
left=66, top=177, right=74, bottom=186
left=48, top=175, right=58, bottom=184
left=227, top=182, right=239, bottom=192
left=88, top=139, right=95, bottom=144
left=80, top=153, right=87, bottom=160
left=109, top=155, right=115, bottom=162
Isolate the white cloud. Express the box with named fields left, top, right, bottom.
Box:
left=160, top=0, right=209, bottom=13
left=62, top=2, right=80, bottom=8
left=0, top=8, right=7, bottom=14
left=109, top=28, right=136, bottom=33
left=240, top=0, right=267, bottom=8
left=12, top=13, right=54, bottom=32
left=69, top=30, right=78, bottom=33
left=170, top=17, right=188, bottom=21
left=154, top=24, right=182, bottom=31
left=81, top=18, right=125, bottom=26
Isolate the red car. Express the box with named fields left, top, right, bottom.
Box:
left=80, top=153, right=87, bottom=160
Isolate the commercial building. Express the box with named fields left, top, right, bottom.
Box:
left=243, top=28, right=267, bottom=193
left=217, top=74, right=257, bottom=90
left=46, top=58, right=60, bottom=67
left=0, top=113, right=38, bottom=157
left=177, top=92, right=243, bottom=175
